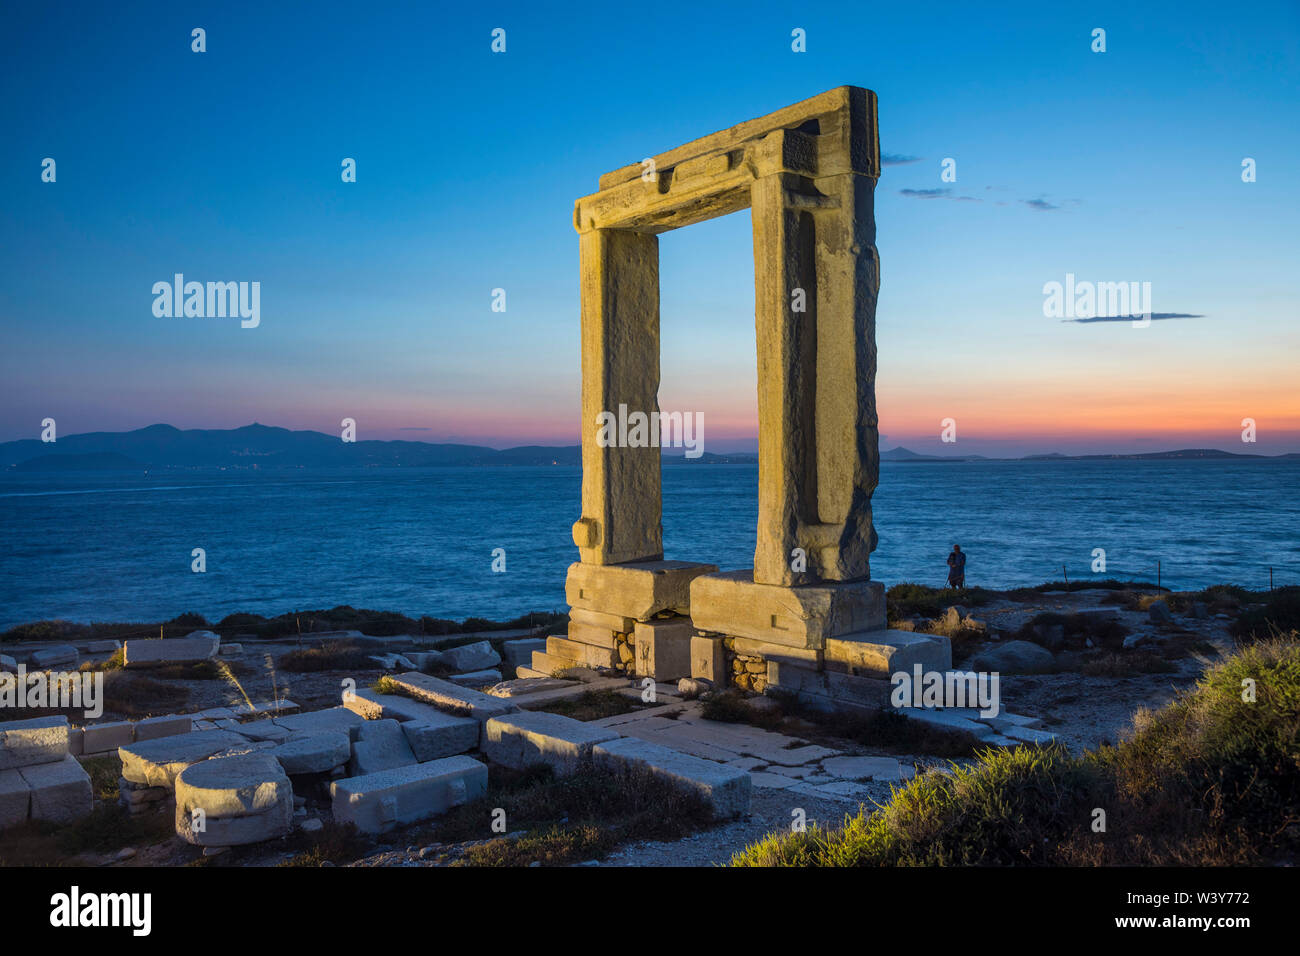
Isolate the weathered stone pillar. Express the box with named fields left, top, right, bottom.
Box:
left=750, top=116, right=880, bottom=586
left=572, top=228, right=663, bottom=566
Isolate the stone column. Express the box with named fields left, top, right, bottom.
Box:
left=572, top=228, right=664, bottom=565
left=750, top=154, right=879, bottom=586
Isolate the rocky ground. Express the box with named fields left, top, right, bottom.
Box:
left=1, top=587, right=1246, bottom=868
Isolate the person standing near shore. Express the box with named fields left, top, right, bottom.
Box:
left=946, top=544, right=966, bottom=588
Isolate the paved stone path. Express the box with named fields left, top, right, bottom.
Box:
left=594, top=701, right=915, bottom=803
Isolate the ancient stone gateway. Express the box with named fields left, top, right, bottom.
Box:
left=533, top=87, right=952, bottom=705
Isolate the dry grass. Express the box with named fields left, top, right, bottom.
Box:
left=732, top=636, right=1300, bottom=866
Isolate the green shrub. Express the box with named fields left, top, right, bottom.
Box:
left=1233, top=587, right=1300, bottom=643
left=731, top=637, right=1300, bottom=866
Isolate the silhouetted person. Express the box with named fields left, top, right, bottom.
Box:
left=946, top=544, right=966, bottom=589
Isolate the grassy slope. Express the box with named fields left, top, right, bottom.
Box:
left=732, top=637, right=1299, bottom=866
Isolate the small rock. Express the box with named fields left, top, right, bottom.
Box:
left=115, top=847, right=137, bottom=861
left=677, top=677, right=712, bottom=697
left=202, top=846, right=230, bottom=857
left=969, top=640, right=1055, bottom=675
left=1148, top=601, right=1173, bottom=624
left=299, top=818, right=324, bottom=833
left=1122, top=633, right=1149, bottom=649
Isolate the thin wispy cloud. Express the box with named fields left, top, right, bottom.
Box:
left=881, top=152, right=923, bottom=166
left=1021, top=197, right=1059, bottom=211
left=898, top=187, right=981, bottom=202
left=1064, top=312, right=1205, bottom=324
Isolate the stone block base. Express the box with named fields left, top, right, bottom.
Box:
left=824, top=629, right=952, bottom=678
left=690, top=572, right=886, bottom=649
left=565, top=560, right=717, bottom=621
left=632, top=618, right=694, bottom=681
left=690, top=635, right=727, bottom=683
left=765, top=660, right=893, bottom=714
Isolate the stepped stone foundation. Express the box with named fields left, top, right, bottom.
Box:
left=532, top=87, right=951, bottom=709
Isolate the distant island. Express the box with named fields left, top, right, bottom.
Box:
left=880, top=446, right=1299, bottom=463
left=0, top=424, right=1294, bottom=472
left=0, top=423, right=754, bottom=472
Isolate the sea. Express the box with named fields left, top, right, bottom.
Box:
left=1, top=460, right=1298, bottom=631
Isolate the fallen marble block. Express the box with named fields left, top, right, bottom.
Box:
left=118, top=729, right=250, bottom=789
left=592, top=737, right=751, bottom=819
left=348, top=719, right=417, bottom=776
left=274, top=732, right=352, bottom=775
left=0, top=768, right=31, bottom=828
left=28, top=645, right=79, bottom=669
left=484, top=711, right=619, bottom=775
left=0, top=716, right=70, bottom=771
left=174, top=753, right=294, bottom=846
left=132, top=714, right=193, bottom=743
left=273, top=707, right=364, bottom=740
left=81, top=720, right=135, bottom=754
left=330, top=756, right=487, bottom=834
left=441, top=640, right=502, bottom=673
left=20, top=755, right=93, bottom=824
left=123, top=635, right=218, bottom=669
left=484, top=677, right=581, bottom=698
left=383, top=672, right=518, bottom=727
left=400, top=714, right=480, bottom=762
left=446, top=669, right=502, bottom=687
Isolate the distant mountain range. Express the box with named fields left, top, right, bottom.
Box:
left=0, top=424, right=754, bottom=471
left=880, top=446, right=1299, bottom=462
left=0, top=425, right=1294, bottom=472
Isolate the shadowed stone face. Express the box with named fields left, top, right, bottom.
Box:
left=569, top=87, right=880, bottom=609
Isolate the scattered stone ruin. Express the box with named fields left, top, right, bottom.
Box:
left=531, top=87, right=953, bottom=712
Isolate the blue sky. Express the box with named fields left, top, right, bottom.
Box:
left=2, top=0, right=1298, bottom=454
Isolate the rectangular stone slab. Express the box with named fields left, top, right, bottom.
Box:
left=330, top=756, right=488, bottom=834
left=690, top=572, right=886, bottom=649
left=272, top=707, right=365, bottom=741
left=401, top=714, right=480, bottom=762
left=19, top=755, right=92, bottom=824
left=824, top=629, right=952, bottom=678
left=546, top=636, right=618, bottom=669
left=0, top=716, right=69, bottom=771
left=81, top=720, right=135, bottom=754
left=132, top=714, right=193, bottom=743
left=383, top=672, right=518, bottom=724
left=592, top=737, right=751, bottom=819
left=118, top=729, right=251, bottom=788
left=123, top=635, right=218, bottom=668
left=483, top=712, right=620, bottom=775
left=500, top=638, right=547, bottom=671
left=348, top=719, right=417, bottom=776
left=568, top=608, right=635, bottom=633
left=566, top=621, right=619, bottom=648
left=29, top=645, right=78, bottom=668
left=565, top=560, right=718, bottom=621
left=0, top=768, right=30, bottom=829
